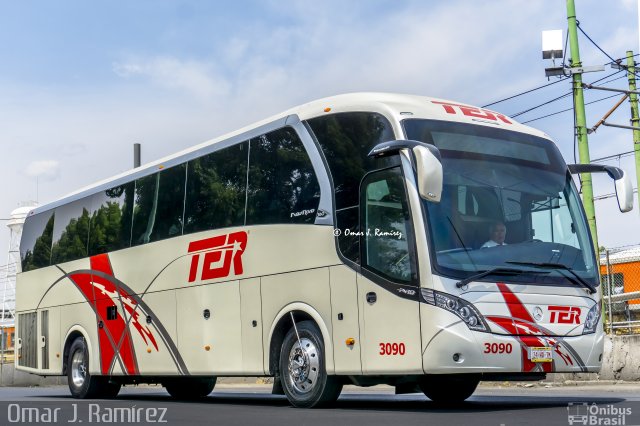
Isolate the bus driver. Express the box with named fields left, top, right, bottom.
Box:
left=481, top=221, right=507, bottom=248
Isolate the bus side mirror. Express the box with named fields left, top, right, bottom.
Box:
left=368, top=140, right=443, bottom=203
left=413, top=145, right=443, bottom=203
left=568, top=163, right=634, bottom=213
left=614, top=170, right=634, bottom=213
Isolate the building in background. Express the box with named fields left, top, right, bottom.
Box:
left=600, top=246, right=640, bottom=333
left=601, top=246, right=640, bottom=301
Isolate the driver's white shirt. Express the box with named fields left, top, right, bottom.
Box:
left=481, top=240, right=507, bottom=248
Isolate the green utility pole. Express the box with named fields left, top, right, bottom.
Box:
left=567, top=0, right=599, bottom=252
left=627, top=51, right=640, bottom=212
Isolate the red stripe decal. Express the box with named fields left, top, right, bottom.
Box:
left=492, top=282, right=566, bottom=372
left=66, top=254, right=160, bottom=375
left=496, top=283, right=534, bottom=323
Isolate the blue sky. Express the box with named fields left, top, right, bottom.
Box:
left=1, top=0, right=639, bottom=259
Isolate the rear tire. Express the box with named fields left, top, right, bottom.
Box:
left=67, top=337, right=121, bottom=399
left=279, top=320, right=342, bottom=408
left=164, top=377, right=216, bottom=400
left=419, top=374, right=480, bottom=403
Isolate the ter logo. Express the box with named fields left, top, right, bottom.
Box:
left=188, top=231, right=248, bottom=282
left=548, top=305, right=581, bottom=324
left=431, top=101, right=513, bottom=124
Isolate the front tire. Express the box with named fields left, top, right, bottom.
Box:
left=279, top=320, right=342, bottom=408
left=164, top=377, right=216, bottom=400
left=67, top=337, right=121, bottom=399
left=419, top=374, right=480, bottom=403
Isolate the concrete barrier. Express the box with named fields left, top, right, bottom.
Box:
left=545, top=334, right=640, bottom=383
left=0, top=364, right=65, bottom=387
left=598, top=334, right=640, bottom=381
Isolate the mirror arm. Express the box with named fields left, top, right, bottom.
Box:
left=368, top=140, right=441, bottom=161
left=567, top=163, right=624, bottom=180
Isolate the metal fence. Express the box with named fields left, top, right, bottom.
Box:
left=601, top=247, right=640, bottom=334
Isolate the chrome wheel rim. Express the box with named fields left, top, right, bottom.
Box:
left=287, top=337, right=319, bottom=394
left=71, top=349, right=87, bottom=387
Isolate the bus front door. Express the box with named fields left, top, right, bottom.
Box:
left=357, top=167, right=423, bottom=374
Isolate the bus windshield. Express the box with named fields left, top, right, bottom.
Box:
left=403, top=119, right=598, bottom=288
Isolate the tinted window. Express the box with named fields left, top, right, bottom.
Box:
left=361, top=167, right=416, bottom=284
left=306, top=112, right=396, bottom=263
left=88, top=182, right=134, bottom=255
left=51, top=198, right=91, bottom=264
left=184, top=142, right=248, bottom=234
left=21, top=211, right=54, bottom=272
left=132, top=164, right=186, bottom=246
left=246, top=128, right=320, bottom=225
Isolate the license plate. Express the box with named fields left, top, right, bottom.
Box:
left=530, top=347, right=553, bottom=363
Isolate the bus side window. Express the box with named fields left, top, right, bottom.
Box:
left=21, top=211, right=55, bottom=272
left=50, top=197, right=92, bottom=264
left=246, top=127, right=320, bottom=225
left=360, top=167, right=416, bottom=284
left=131, top=164, right=186, bottom=246
left=184, top=142, right=248, bottom=234
left=88, top=182, right=135, bottom=256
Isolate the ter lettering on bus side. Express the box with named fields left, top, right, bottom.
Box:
left=187, top=231, right=248, bottom=282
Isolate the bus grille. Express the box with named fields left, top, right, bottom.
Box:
left=18, top=312, right=37, bottom=369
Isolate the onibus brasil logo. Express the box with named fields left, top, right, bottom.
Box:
left=567, top=402, right=632, bottom=425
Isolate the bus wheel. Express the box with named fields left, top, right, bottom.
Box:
left=279, top=320, right=342, bottom=408
left=418, top=374, right=480, bottom=403
left=67, top=337, right=121, bottom=399
left=164, top=377, right=216, bottom=400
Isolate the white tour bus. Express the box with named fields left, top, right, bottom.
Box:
left=16, top=93, right=634, bottom=407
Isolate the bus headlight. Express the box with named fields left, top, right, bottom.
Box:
left=421, top=289, right=490, bottom=333
left=582, top=302, right=601, bottom=335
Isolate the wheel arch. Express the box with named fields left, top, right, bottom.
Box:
left=62, top=325, right=94, bottom=376
left=266, top=303, right=334, bottom=376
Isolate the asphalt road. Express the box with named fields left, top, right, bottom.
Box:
left=0, top=384, right=639, bottom=426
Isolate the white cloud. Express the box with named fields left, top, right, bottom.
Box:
left=113, top=56, right=231, bottom=99
left=24, top=160, right=60, bottom=180
left=621, top=0, right=637, bottom=12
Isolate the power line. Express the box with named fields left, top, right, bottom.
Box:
left=608, top=52, right=640, bottom=65
left=481, top=77, right=570, bottom=108
left=576, top=22, right=617, bottom=63
left=521, top=93, right=621, bottom=124
left=575, top=24, right=640, bottom=80
left=507, top=70, right=621, bottom=119
left=589, top=69, right=624, bottom=85
left=481, top=66, right=621, bottom=114
left=510, top=91, right=573, bottom=118
left=591, top=150, right=636, bottom=163
left=598, top=74, right=630, bottom=86
left=517, top=71, right=624, bottom=124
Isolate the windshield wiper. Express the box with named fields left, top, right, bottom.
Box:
left=505, top=261, right=597, bottom=294
left=455, top=267, right=549, bottom=289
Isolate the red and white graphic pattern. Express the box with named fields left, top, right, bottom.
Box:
left=486, top=283, right=578, bottom=372
left=67, top=254, right=159, bottom=375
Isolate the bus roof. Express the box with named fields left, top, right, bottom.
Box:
left=27, top=92, right=552, bottom=217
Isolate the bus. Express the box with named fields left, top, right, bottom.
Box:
left=15, top=93, right=634, bottom=407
